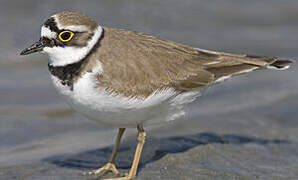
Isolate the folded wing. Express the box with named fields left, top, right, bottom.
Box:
left=93, top=27, right=293, bottom=98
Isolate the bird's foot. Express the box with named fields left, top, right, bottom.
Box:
left=85, top=162, right=119, bottom=176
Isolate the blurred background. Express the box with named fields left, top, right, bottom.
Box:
left=0, top=0, right=297, bottom=179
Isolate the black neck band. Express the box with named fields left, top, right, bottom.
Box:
left=48, top=28, right=104, bottom=90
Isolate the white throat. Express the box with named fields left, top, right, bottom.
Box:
left=43, top=26, right=102, bottom=67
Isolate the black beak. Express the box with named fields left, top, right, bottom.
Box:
left=20, top=39, right=44, bottom=55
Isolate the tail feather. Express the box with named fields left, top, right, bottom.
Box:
left=267, top=58, right=293, bottom=70
left=196, top=48, right=294, bottom=83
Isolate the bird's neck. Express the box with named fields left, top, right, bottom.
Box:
left=48, top=60, right=84, bottom=90
left=48, top=28, right=104, bottom=90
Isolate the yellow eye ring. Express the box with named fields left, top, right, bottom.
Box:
left=58, top=31, right=74, bottom=42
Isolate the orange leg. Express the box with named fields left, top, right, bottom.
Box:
left=88, top=128, right=126, bottom=175
left=105, top=125, right=146, bottom=180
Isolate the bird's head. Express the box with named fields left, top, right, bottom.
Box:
left=20, top=12, right=102, bottom=66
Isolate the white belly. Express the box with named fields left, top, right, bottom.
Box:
left=50, top=72, right=200, bottom=128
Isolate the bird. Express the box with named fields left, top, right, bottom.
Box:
left=20, top=11, right=293, bottom=180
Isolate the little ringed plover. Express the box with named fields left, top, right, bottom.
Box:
left=20, top=11, right=293, bottom=180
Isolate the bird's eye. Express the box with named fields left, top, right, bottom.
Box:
left=58, top=31, right=74, bottom=42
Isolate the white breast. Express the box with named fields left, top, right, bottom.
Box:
left=50, top=71, right=200, bottom=128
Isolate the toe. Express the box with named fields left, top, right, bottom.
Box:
left=84, top=163, right=119, bottom=176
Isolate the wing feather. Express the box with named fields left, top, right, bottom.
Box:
left=88, top=27, right=293, bottom=98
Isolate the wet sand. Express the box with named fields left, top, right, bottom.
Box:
left=0, top=0, right=298, bottom=179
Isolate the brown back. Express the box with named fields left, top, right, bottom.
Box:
left=81, top=27, right=289, bottom=98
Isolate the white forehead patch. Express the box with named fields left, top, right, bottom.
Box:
left=64, top=25, right=89, bottom=32
left=44, top=26, right=103, bottom=66
left=52, top=15, right=89, bottom=32
left=41, top=26, right=57, bottom=38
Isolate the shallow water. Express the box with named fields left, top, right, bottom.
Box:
left=0, top=0, right=297, bottom=178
